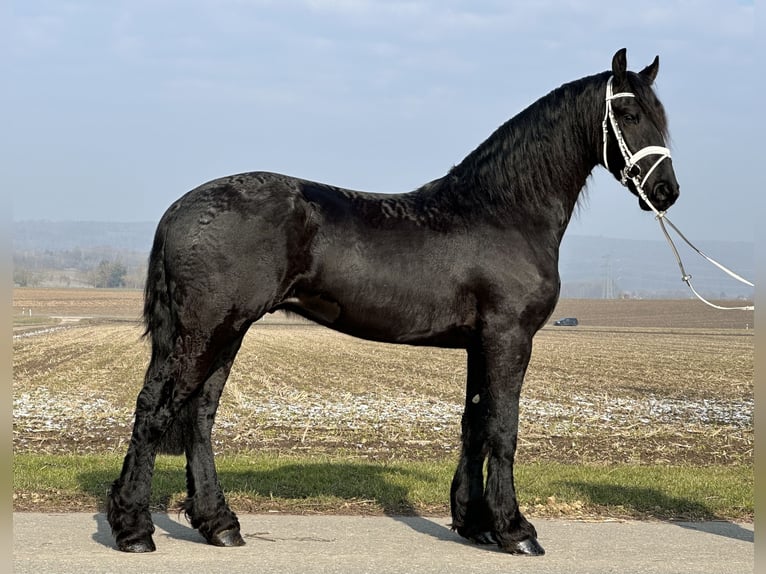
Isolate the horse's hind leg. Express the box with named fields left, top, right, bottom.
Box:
left=106, top=351, right=177, bottom=552
left=180, top=335, right=246, bottom=547
left=106, top=333, right=236, bottom=552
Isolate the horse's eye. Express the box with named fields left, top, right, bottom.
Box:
left=623, top=114, right=638, bottom=124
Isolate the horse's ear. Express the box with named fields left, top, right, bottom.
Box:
left=611, top=48, right=628, bottom=84
left=639, top=56, right=660, bottom=84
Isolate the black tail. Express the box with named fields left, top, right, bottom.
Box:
left=143, top=217, right=175, bottom=365
left=142, top=216, right=188, bottom=455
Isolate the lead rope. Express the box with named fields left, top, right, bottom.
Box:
left=637, top=187, right=754, bottom=312
left=603, top=76, right=754, bottom=311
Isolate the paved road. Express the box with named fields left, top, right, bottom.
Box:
left=13, top=513, right=754, bottom=574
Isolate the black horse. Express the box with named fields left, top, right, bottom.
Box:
left=107, top=49, right=679, bottom=555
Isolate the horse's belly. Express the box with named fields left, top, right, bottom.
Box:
left=281, top=285, right=473, bottom=348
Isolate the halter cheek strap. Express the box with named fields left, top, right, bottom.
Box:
left=602, top=76, right=671, bottom=205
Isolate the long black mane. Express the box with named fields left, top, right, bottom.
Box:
left=297, top=72, right=612, bottom=233
left=291, top=68, right=670, bottom=237
left=447, top=73, right=606, bottom=214
left=443, top=69, right=667, bottom=220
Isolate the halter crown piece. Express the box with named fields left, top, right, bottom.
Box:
left=601, top=76, right=754, bottom=312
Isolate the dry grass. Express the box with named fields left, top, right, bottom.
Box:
left=12, top=288, right=753, bottom=469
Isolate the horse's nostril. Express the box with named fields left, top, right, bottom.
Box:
left=652, top=182, right=679, bottom=209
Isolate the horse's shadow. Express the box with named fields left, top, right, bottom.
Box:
left=561, top=481, right=753, bottom=543
left=92, top=510, right=206, bottom=549
left=83, top=461, right=460, bottom=549
left=83, top=465, right=752, bottom=549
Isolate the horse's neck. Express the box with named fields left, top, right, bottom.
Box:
left=443, top=75, right=605, bottom=240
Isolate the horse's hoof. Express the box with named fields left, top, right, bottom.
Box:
left=210, top=528, right=246, bottom=547
left=117, top=537, right=156, bottom=553
left=504, top=537, right=545, bottom=556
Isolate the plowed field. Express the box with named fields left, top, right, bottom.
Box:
left=12, top=288, right=753, bottom=467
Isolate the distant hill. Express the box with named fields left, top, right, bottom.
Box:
left=13, top=221, right=156, bottom=252
left=12, top=221, right=755, bottom=299
left=558, top=234, right=754, bottom=299
left=12, top=221, right=156, bottom=288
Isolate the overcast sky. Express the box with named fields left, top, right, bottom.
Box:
left=4, top=0, right=760, bottom=242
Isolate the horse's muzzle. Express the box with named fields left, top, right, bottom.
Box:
left=640, top=181, right=679, bottom=212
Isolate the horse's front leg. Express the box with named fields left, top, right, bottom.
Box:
left=482, top=326, right=545, bottom=555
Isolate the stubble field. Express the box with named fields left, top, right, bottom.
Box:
left=13, top=288, right=753, bottom=470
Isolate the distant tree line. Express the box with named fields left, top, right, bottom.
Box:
left=13, top=247, right=147, bottom=289
left=92, top=260, right=128, bottom=288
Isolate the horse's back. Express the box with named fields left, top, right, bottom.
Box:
left=149, top=170, right=560, bottom=344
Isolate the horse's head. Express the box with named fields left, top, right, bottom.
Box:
left=602, top=48, right=680, bottom=213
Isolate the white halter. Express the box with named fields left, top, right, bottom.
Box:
left=601, top=75, right=671, bottom=196
left=601, top=76, right=754, bottom=311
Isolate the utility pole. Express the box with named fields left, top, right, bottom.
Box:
left=602, top=254, right=615, bottom=299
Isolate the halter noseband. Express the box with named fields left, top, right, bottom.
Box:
left=602, top=76, right=671, bottom=213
